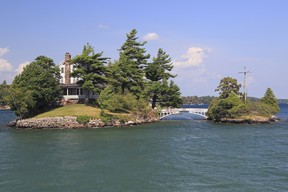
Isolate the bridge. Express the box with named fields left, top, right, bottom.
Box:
left=159, top=108, right=208, bottom=119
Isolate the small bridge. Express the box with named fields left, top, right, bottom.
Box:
left=160, top=108, right=208, bottom=119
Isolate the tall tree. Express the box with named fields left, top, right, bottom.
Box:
left=71, top=43, right=110, bottom=105
left=215, top=77, right=241, bottom=99
left=111, top=29, right=150, bottom=97
left=261, top=88, right=280, bottom=113
left=9, top=56, right=61, bottom=118
left=145, top=48, right=176, bottom=108
left=159, top=79, right=183, bottom=108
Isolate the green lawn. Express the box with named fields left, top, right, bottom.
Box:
left=34, top=104, right=130, bottom=119
left=35, top=104, right=103, bottom=118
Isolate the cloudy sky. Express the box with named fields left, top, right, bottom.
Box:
left=1, top=0, right=288, bottom=98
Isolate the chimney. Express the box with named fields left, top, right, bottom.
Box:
left=65, top=52, right=71, bottom=62
left=64, top=53, right=71, bottom=84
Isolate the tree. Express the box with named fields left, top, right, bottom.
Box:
left=159, top=79, right=183, bottom=108
left=207, top=93, right=248, bottom=121
left=0, top=80, right=10, bottom=106
left=215, top=77, right=241, bottom=99
left=8, top=56, right=61, bottom=118
left=145, top=48, right=176, bottom=108
left=71, top=43, right=110, bottom=105
left=261, top=88, right=280, bottom=113
left=110, top=29, right=150, bottom=97
left=207, top=77, right=248, bottom=121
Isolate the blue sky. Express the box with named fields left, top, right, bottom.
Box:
left=1, top=0, right=287, bottom=98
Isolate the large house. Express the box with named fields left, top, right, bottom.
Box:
left=59, top=53, right=97, bottom=103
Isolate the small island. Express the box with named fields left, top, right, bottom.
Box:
left=206, top=77, right=280, bottom=123
left=6, top=29, right=182, bottom=129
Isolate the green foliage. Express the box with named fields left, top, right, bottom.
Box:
left=208, top=77, right=279, bottom=121
left=8, top=56, right=61, bottom=118
left=182, top=96, right=215, bottom=104
left=145, top=48, right=177, bottom=108
left=215, top=77, right=241, bottom=99
left=260, top=88, right=280, bottom=113
left=71, top=43, right=110, bottom=105
left=99, top=86, right=149, bottom=113
left=159, top=79, right=183, bottom=108
left=8, top=88, right=36, bottom=118
left=145, top=48, right=175, bottom=81
left=109, top=29, right=150, bottom=97
left=207, top=93, right=248, bottom=121
left=0, top=81, right=10, bottom=106
left=248, top=101, right=278, bottom=117
left=76, top=115, right=90, bottom=124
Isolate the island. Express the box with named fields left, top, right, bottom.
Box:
left=206, top=77, right=280, bottom=124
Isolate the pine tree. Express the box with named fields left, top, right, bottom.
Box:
left=71, top=43, right=110, bottom=105
left=145, top=48, right=176, bottom=108
left=159, top=79, right=183, bottom=108
left=111, top=29, right=150, bottom=97
left=261, top=88, right=280, bottom=113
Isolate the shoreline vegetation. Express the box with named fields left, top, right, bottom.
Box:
left=2, top=29, right=283, bottom=128
left=9, top=104, right=159, bottom=129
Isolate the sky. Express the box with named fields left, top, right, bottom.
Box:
left=1, top=0, right=288, bottom=98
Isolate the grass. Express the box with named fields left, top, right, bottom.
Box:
left=35, top=104, right=103, bottom=118
left=34, top=104, right=130, bottom=119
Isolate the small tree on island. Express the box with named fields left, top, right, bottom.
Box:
left=261, top=88, right=280, bottom=113
left=215, top=77, right=241, bottom=99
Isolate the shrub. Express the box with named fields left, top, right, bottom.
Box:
left=98, top=86, right=149, bottom=113
left=76, top=115, right=90, bottom=124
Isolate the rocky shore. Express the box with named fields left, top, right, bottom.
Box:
left=218, top=115, right=279, bottom=124
left=9, top=116, right=159, bottom=129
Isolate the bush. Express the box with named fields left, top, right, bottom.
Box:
left=248, top=101, right=278, bottom=117
left=98, top=86, right=149, bottom=113
left=207, top=93, right=248, bottom=121
left=76, top=115, right=90, bottom=124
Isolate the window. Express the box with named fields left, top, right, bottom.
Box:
left=61, top=67, right=64, bottom=73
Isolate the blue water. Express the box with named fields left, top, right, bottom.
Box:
left=0, top=105, right=288, bottom=192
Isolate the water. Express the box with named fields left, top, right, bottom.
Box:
left=0, top=105, right=288, bottom=192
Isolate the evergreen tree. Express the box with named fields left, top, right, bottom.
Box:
left=160, top=79, right=183, bottom=108
left=71, top=43, right=110, bottom=105
left=261, top=88, right=280, bottom=113
left=9, top=56, right=61, bottom=118
left=111, top=29, right=150, bottom=97
left=145, top=48, right=176, bottom=108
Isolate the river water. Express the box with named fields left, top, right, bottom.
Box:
left=0, top=105, right=288, bottom=192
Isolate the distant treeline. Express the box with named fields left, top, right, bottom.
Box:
left=182, top=96, right=215, bottom=105
left=182, top=96, right=288, bottom=105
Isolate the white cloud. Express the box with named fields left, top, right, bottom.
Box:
left=16, top=61, right=30, bottom=74
left=143, top=33, right=159, bottom=41
left=98, top=24, right=109, bottom=29
left=0, top=59, right=13, bottom=72
left=0, top=48, right=13, bottom=72
left=173, top=47, right=210, bottom=68
left=0, top=48, right=9, bottom=57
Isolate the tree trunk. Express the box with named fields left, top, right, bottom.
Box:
left=84, top=90, right=90, bottom=105
left=152, top=94, right=157, bottom=109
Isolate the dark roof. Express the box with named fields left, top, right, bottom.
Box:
left=60, top=83, right=81, bottom=88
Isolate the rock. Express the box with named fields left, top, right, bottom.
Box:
left=125, top=121, right=135, bottom=126
left=9, top=115, right=160, bottom=129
